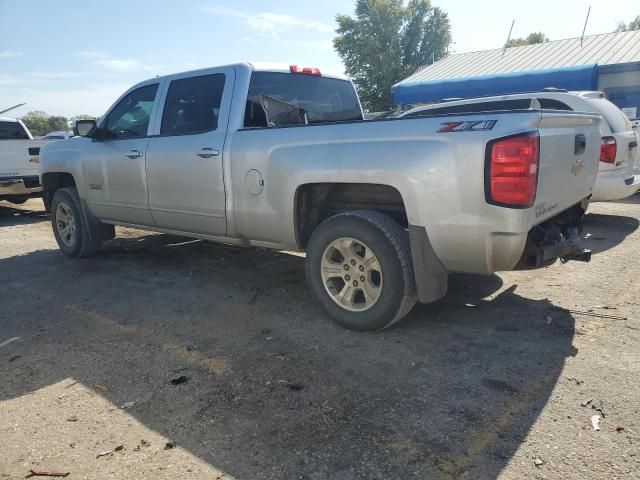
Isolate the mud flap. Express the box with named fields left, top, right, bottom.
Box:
left=408, top=226, right=448, bottom=304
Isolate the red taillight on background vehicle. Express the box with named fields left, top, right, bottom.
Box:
left=600, top=136, right=617, bottom=164
left=486, top=133, right=540, bottom=208
left=290, top=65, right=322, bottom=76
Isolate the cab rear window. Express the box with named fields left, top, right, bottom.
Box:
left=0, top=121, right=29, bottom=140
left=244, top=72, right=363, bottom=128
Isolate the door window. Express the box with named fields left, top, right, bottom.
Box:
left=0, top=121, right=29, bottom=140
left=104, top=84, right=158, bottom=139
left=160, top=74, right=225, bottom=136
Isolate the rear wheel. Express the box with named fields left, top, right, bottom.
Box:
left=306, top=210, right=417, bottom=331
left=51, top=188, right=103, bottom=258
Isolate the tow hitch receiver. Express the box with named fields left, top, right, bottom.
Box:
left=517, top=225, right=591, bottom=269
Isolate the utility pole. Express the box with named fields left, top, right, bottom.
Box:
left=581, top=6, right=591, bottom=47
left=502, top=20, right=515, bottom=57
left=0, top=103, right=26, bottom=115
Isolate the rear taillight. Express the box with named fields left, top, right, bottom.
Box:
left=600, top=136, right=617, bottom=163
left=486, top=133, right=540, bottom=208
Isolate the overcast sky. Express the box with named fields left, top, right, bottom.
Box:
left=0, top=0, right=636, bottom=118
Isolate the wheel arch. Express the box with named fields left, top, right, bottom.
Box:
left=294, top=182, right=409, bottom=250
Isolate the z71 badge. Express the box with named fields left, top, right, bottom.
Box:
left=437, top=120, right=497, bottom=133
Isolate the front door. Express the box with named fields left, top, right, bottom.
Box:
left=82, top=83, right=160, bottom=225
left=145, top=68, right=234, bottom=236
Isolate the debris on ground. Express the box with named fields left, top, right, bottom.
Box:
left=553, top=307, right=628, bottom=321
left=121, top=401, right=136, bottom=409
left=591, top=415, right=601, bottom=431
left=591, top=400, right=606, bottom=417
left=67, top=415, right=78, bottom=422
left=96, top=444, right=125, bottom=458
left=164, top=441, right=177, bottom=450
left=545, top=316, right=553, bottom=325
left=133, top=439, right=151, bottom=452
left=8, top=355, right=22, bottom=362
left=286, top=382, right=304, bottom=391
left=533, top=457, right=544, bottom=467
left=25, top=470, right=70, bottom=478
left=465, top=303, right=476, bottom=308
left=615, top=425, right=625, bottom=432
left=170, top=374, right=190, bottom=385
left=247, top=286, right=261, bottom=305
left=95, top=384, right=109, bottom=392
left=593, top=305, right=617, bottom=310
left=581, top=399, right=593, bottom=407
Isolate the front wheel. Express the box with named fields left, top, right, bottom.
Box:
left=51, top=188, right=103, bottom=258
left=305, top=211, right=417, bottom=331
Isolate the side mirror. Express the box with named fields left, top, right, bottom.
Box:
left=73, top=119, right=97, bottom=137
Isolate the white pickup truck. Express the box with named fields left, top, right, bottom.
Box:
left=39, top=63, right=601, bottom=331
left=0, top=117, right=48, bottom=205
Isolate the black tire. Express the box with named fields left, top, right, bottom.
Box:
left=51, top=188, right=103, bottom=258
left=42, top=191, right=52, bottom=213
left=305, top=210, right=417, bottom=331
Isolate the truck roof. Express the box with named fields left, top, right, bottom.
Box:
left=0, top=116, right=20, bottom=123
left=140, top=62, right=349, bottom=85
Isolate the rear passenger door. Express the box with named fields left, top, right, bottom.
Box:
left=145, top=67, right=234, bottom=235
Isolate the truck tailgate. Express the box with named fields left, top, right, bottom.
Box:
left=534, top=112, right=601, bottom=223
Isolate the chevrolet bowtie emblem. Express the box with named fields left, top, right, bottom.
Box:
left=571, top=159, right=584, bottom=176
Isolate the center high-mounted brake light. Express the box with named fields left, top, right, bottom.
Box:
left=290, top=65, right=322, bottom=76
left=486, top=133, right=540, bottom=208
left=600, top=136, right=617, bottom=164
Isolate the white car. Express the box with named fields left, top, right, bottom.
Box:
left=42, top=131, right=72, bottom=140
left=402, top=91, right=640, bottom=202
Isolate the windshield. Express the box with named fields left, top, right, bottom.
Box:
left=244, top=72, right=363, bottom=128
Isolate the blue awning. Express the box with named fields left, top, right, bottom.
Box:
left=392, top=64, right=599, bottom=105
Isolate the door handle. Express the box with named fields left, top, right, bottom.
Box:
left=574, top=134, right=586, bottom=155
left=197, top=148, right=220, bottom=158
left=126, top=150, right=144, bottom=159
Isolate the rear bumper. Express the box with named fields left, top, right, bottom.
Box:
left=592, top=169, right=640, bottom=202
left=0, top=176, right=43, bottom=198
left=515, top=201, right=591, bottom=270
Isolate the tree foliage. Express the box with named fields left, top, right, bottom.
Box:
left=334, top=0, right=452, bottom=111
left=20, top=111, right=69, bottom=136
left=616, top=15, right=640, bottom=32
left=505, top=32, right=549, bottom=48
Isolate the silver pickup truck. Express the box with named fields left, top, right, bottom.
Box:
left=39, top=63, right=601, bottom=331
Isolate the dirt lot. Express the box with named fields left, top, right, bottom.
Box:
left=1, top=196, right=639, bottom=480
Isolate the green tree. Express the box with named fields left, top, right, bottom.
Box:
left=334, top=0, right=452, bottom=111
left=616, top=15, right=640, bottom=32
left=20, top=111, right=69, bottom=136
left=47, top=115, right=68, bottom=132
left=505, top=32, right=549, bottom=48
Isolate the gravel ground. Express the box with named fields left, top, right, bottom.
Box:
left=0, top=196, right=639, bottom=480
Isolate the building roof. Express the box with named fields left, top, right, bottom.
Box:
left=398, top=30, right=640, bottom=85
